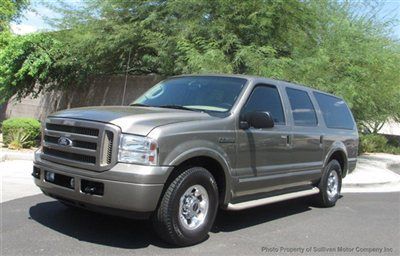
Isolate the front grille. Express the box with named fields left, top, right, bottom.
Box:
left=102, top=131, right=114, bottom=165
left=41, top=118, right=119, bottom=171
left=44, top=135, right=97, bottom=150
left=43, top=147, right=96, bottom=164
left=46, top=123, right=99, bottom=136
left=74, top=140, right=97, bottom=150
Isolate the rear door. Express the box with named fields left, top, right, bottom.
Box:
left=284, top=87, right=324, bottom=178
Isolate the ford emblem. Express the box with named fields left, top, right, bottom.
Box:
left=58, top=137, right=73, bottom=147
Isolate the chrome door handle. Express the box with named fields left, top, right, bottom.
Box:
left=281, top=135, right=291, bottom=146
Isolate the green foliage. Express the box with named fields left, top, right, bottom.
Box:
left=7, top=128, right=30, bottom=150
left=359, top=134, right=388, bottom=154
left=40, top=0, right=399, bottom=128
left=383, top=146, right=400, bottom=155
left=0, top=0, right=29, bottom=32
left=1, top=0, right=399, bottom=132
left=2, top=117, right=41, bottom=148
left=0, top=33, right=86, bottom=103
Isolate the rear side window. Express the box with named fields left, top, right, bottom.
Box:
left=286, top=88, right=318, bottom=126
left=313, top=92, right=355, bottom=130
left=242, top=85, right=285, bottom=125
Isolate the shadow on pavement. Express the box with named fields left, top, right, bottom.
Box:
left=29, top=196, right=314, bottom=249
left=213, top=197, right=312, bottom=233
left=29, top=201, right=167, bottom=249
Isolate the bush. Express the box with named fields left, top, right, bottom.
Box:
left=359, top=134, right=388, bottom=154
left=383, top=146, right=400, bottom=155
left=7, top=129, right=30, bottom=150
left=2, top=118, right=41, bottom=149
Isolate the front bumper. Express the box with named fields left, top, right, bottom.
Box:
left=33, top=151, right=173, bottom=218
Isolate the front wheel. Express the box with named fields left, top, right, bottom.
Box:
left=316, top=160, right=342, bottom=207
left=152, top=167, right=219, bottom=246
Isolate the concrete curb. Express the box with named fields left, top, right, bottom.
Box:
left=342, top=180, right=400, bottom=189
left=342, top=153, right=400, bottom=192
left=0, top=151, right=34, bottom=162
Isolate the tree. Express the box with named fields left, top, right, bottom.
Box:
left=281, top=1, right=400, bottom=131
left=0, top=0, right=30, bottom=32
left=0, top=33, right=85, bottom=103
left=2, top=0, right=399, bottom=131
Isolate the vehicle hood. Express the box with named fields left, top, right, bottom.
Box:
left=49, top=106, right=215, bottom=136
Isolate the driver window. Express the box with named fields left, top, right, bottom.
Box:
left=241, top=85, right=285, bottom=125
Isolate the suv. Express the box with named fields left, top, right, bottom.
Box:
left=33, top=75, right=358, bottom=246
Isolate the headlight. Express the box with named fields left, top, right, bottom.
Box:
left=118, top=134, right=158, bottom=165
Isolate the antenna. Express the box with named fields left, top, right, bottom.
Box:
left=121, top=48, right=132, bottom=105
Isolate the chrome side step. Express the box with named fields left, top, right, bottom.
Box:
left=227, top=187, right=320, bottom=211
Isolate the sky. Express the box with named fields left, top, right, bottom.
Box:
left=10, top=0, right=400, bottom=39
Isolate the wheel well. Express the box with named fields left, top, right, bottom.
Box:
left=164, top=156, right=226, bottom=206
left=328, top=151, right=346, bottom=175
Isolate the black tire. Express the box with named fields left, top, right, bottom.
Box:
left=316, top=160, right=342, bottom=207
left=152, top=167, right=219, bottom=246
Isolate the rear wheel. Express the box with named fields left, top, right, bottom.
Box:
left=316, top=159, right=342, bottom=207
left=153, top=167, right=218, bottom=246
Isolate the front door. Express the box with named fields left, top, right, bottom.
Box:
left=234, top=84, right=293, bottom=197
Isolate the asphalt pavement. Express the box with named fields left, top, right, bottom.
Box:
left=1, top=154, right=400, bottom=255
left=1, top=192, right=399, bottom=256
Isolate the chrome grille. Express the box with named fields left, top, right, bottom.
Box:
left=43, top=147, right=96, bottom=164
left=46, top=123, right=99, bottom=136
left=41, top=118, right=120, bottom=171
left=44, top=135, right=97, bottom=150
left=102, top=131, right=114, bottom=165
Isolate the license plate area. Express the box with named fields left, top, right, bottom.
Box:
left=44, top=171, right=75, bottom=190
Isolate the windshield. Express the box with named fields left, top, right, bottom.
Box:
left=132, top=76, right=247, bottom=113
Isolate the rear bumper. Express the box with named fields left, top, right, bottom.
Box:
left=33, top=151, right=174, bottom=218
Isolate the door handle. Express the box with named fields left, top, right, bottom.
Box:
left=319, top=135, right=324, bottom=147
left=281, top=135, right=291, bottom=146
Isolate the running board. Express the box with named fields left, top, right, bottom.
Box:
left=227, top=187, right=320, bottom=211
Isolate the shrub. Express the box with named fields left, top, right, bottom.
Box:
left=2, top=118, right=41, bottom=149
left=359, top=134, right=388, bottom=154
left=383, top=146, right=400, bottom=155
left=7, top=129, right=30, bottom=150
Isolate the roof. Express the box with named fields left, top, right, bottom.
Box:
left=172, top=73, right=342, bottom=99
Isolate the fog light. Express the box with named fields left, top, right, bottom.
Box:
left=45, top=171, right=55, bottom=182
left=32, top=167, right=41, bottom=179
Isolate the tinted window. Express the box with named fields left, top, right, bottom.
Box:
left=314, top=92, right=355, bottom=130
left=242, top=85, right=285, bottom=125
left=286, top=88, right=318, bottom=126
left=133, top=76, right=247, bottom=113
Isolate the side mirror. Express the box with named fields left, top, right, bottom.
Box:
left=241, top=111, right=274, bottom=129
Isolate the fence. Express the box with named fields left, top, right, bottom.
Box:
left=1, top=75, right=163, bottom=122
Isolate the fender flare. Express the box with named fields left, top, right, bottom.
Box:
left=168, top=147, right=233, bottom=205
left=323, top=142, right=349, bottom=177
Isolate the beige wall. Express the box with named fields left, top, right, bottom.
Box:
left=2, top=74, right=163, bottom=121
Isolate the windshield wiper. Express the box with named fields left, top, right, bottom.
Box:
left=130, top=103, right=151, bottom=107
left=157, top=105, right=198, bottom=112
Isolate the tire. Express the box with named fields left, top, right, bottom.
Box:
left=152, top=167, right=219, bottom=246
left=316, top=159, right=342, bottom=207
